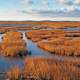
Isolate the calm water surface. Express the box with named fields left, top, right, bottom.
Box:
left=58, top=27, right=80, bottom=31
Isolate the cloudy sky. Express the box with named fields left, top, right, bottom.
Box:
left=0, top=0, right=80, bottom=21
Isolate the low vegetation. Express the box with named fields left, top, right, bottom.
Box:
left=6, top=57, right=80, bottom=80
left=38, top=37, right=80, bottom=56
left=0, top=31, right=27, bottom=57
left=26, top=30, right=65, bottom=42
left=26, top=29, right=80, bottom=56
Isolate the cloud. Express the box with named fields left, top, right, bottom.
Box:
left=58, top=0, right=73, bottom=5
left=0, top=8, right=80, bottom=21
left=41, top=0, right=48, bottom=5
left=21, top=0, right=32, bottom=5
left=65, top=5, right=76, bottom=12
left=58, top=0, right=80, bottom=5
left=21, top=0, right=48, bottom=5
left=19, top=6, right=80, bottom=18
left=1, top=0, right=80, bottom=21
left=2, top=9, right=79, bottom=21
left=58, top=0, right=67, bottom=4
left=58, top=0, right=80, bottom=13
left=19, top=0, right=80, bottom=19
left=20, top=9, right=55, bottom=16
left=74, top=0, right=80, bottom=4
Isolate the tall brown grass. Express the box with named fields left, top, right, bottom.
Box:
left=7, top=57, right=80, bottom=80
left=0, top=31, right=27, bottom=57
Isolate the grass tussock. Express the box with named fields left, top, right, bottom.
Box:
left=0, top=31, right=27, bottom=57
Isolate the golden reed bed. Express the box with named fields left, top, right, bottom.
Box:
left=0, top=31, right=27, bottom=57
left=6, top=57, right=80, bottom=80
left=26, top=29, right=80, bottom=56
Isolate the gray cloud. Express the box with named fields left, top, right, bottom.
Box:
left=19, top=0, right=80, bottom=19
left=19, top=7, right=80, bottom=18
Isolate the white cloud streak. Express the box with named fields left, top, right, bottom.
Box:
left=65, top=5, right=76, bottom=12
left=21, top=0, right=32, bottom=5
left=58, top=0, right=67, bottom=4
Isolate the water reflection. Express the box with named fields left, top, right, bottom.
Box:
left=58, top=27, right=80, bottom=31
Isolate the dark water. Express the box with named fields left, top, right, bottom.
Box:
left=58, top=27, right=80, bottom=31
left=22, top=31, right=51, bottom=57
left=0, top=34, right=3, bottom=42
left=0, top=56, right=24, bottom=72
left=0, top=25, right=80, bottom=79
left=0, top=56, right=24, bottom=80
left=0, top=24, right=33, bottom=27
left=0, top=24, right=47, bottom=27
